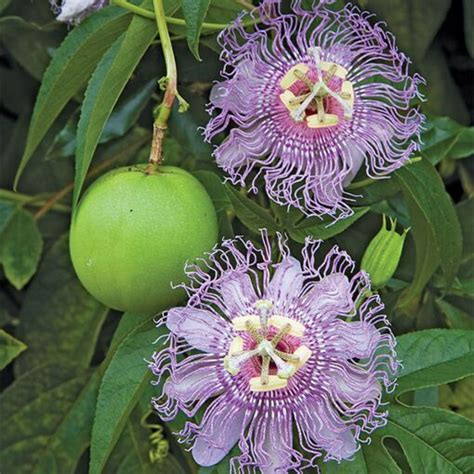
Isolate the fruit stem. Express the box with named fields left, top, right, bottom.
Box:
left=147, top=0, right=185, bottom=173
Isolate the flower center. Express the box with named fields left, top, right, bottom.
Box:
left=279, top=47, right=354, bottom=128
left=224, top=300, right=312, bottom=392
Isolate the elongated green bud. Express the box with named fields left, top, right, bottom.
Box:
left=361, top=215, right=409, bottom=288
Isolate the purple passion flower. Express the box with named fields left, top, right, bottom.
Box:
left=50, top=0, right=107, bottom=24
left=150, top=232, right=398, bottom=472
left=204, top=0, right=425, bottom=219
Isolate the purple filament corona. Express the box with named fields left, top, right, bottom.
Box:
left=204, top=0, right=425, bottom=219
left=150, top=231, right=399, bottom=473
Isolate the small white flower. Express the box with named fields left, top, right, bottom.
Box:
left=51, top=0, right=107, bottom=24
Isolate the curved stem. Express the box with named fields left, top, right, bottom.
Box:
left=111, top=0, right=259, bottom=30
left=0, top=189, right=70, bottom=213
left=111, top=0, right=154, bottom=19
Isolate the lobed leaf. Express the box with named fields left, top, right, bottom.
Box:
left=440, top=376, right=474, bottom=420
left=384, top=405, right=474, bottom=473
left=395, top=329, right=474, bottom=396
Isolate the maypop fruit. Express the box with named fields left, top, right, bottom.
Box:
left=70, top=165, right=218, bottom=313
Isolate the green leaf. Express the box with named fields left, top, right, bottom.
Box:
left=395, top=329, right=474, bottom=396
left=45, top=81, right=155, bottom=161
left=436, top=299, right=473, bottom=330
left=421, top=116, right=474, bottom=165
left=0, top=16, right=61, bottom=80
left=440, top=376, right=474, bottom=420
left=206, top=0, right=243, bottom=23
left=15, top=235, right=108, bottom=375
left=90, top=317, right=161, bottom=474
left=0, top=205, right=43, bottom=290
left=384, top=404, right=474, bottom=473
left=288, top=207, right=370, bottom=243
left=363, top=0, right=450, bottom=62
left=181, top=0, right=212, bottom=60
left=322, top=432, right=401, bottom=474
left=225, top=185, right=278, bottom=234
left=14, top=6, right=131, bottom=188
left=0, top=0, right=12, bottom=13
left=168, top=89, right=213, bottom=160
left=194, top=170, right=233, bottom=237
left=73, top=6, right=157, bottom=210
left=0, top=199, right=17, bottom=234
left=104, top=407, right=156, bottom=474
left=323, top=403, right=474, bottom=473
left=0, top=329, right=26, bottom=370
left=395, top=159, right=462, bottom=305
left=417, top=43, right=470, bottom=125
left=0, top=365, right=99, bottom=473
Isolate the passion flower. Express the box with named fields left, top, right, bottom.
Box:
left=150, top=231, right=398, bottom=472
left=205, top=0, right=425, bottom=219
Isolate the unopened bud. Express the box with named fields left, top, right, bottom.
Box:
left=361, top=215, right=409, bottom=288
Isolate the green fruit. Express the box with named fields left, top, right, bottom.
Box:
left=70, top=165, right=218, bottom=314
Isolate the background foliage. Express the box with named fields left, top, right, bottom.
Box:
left=0, top=0, right=473, bottom=472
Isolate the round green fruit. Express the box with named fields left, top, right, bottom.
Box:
left=69, top=165, right=218, bottom=314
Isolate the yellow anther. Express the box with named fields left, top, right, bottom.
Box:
left=280, top=63, right=310, bottom=89
left=229, top=336, right=244, bottom=355
left=279, top=91, right=300, bottom=111
left=254, top=299, right=273, bottom=312
left=232, top=315, right=260, bottom=331
left=223, top=356, right=239, bottom=375
left=291, top=345, right=312, bottom=371
left=321, top=61, right=348, bottom=79
left=340, top=81, right=354, bottom=119
left=277, top=363, right=297, bottom=380
left=269, top=315, right=305, bottom=337
left=306, top=113, right=339, bottom=129
left=250, top=375, right=288, bottom=392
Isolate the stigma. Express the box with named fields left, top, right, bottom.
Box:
left=279, top=47, right=354, bottom=128
left=223, top=300, right=312, bottom=392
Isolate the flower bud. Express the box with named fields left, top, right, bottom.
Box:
left=361, top=215, right=409, bottom=288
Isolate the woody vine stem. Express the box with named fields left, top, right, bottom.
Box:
left=146, top=0, right=188, bottom=173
